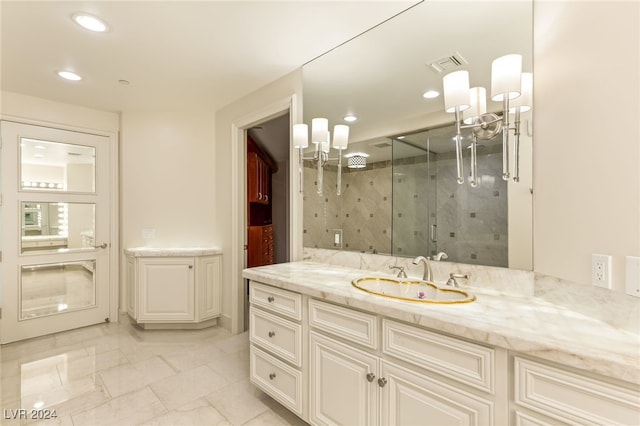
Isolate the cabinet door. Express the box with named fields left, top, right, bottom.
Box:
left=247, top=152, right=260, bottom=203
left=197, top=255, right=221, bottom=320
left=138, top=258, right=195, bottom=321
left=309, top=332, right=378, bottom=426
left=380, top=360, right=492, bottom=426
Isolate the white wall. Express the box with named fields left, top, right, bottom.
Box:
left=214, top=69, right=303, bottom=330
left=119, top=110, right=217, bottom=306
left=533, top=1, right=640, bottom=291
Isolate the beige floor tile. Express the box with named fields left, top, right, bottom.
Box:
left=71, top=386, right=167, bottom=426
left=1, top=317, right=301, bottom=426
left=150, top=365, right=229, bottom=409
left=206, top=379, right=269, bottom=426
left=140, top=398, right=231, bottom=426
left=98, top=356, right=174, bottom=397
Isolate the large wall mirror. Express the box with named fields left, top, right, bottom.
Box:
left=302, top=1, right=533, bottom=270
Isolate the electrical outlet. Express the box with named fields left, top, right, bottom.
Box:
left=333, top=229, right=343, bottom=248
left=591, top=254, right=611, bottom=288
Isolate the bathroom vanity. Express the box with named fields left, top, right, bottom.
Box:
left=243, top=259, right=640, bottom=426
left=125, top=247, right=222, bottom=329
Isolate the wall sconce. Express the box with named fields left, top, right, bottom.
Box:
left=443, top=54, right=532, bottom=186
left=293, top=119, right=350, bottom=196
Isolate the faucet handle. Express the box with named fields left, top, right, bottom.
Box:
left=446, top=273, right=469, bottom=287
left=389, top=265, right=407, bottom=278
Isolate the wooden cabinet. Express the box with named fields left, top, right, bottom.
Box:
left=125, top=249, right=221, bottom=329
left=248, top=224, right=274, bottom=267
left=248, top=152, right=270, bottom=204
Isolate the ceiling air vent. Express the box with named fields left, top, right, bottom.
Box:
left=369, top=140, right=392, bottom=148
left=426, top=52, right=468, bottom=74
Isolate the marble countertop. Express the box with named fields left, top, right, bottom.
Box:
left=125, top=247, right=222, bottom=257
left=243, top=261, right=640, bottom=385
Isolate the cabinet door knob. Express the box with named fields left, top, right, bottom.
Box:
left=258, top=192, right=263, bottom=200
left=378, top=378, right=387, bottom=387
left=366, top=373, right=376, bottom=383
left=269, top=373, right=276, bottom=380
left=268, top=331, right=275, bottom=338
left=265, top=195, right=269, bottom=202
left=267, top=296, right=275, bottom=303
left=188, top=265, right=193, bottom=269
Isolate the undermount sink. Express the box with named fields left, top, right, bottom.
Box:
left=351, top=277, right=475, bottom=304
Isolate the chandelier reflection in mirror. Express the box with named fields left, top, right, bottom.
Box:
left=293, top=119, right=350, bottom=196
left=443, top=54, right=532, bottom=187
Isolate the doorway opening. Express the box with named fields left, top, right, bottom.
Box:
left=243, top=113, right=291, bottom=329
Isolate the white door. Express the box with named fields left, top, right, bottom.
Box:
left=309, top=331, right=379, bottom=426
left=1, top=121, right=112, bottom=343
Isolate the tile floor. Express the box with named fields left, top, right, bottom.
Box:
left=0, top=314, right=308, bottom=425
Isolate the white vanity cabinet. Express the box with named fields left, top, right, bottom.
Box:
left=247, top=280, right=639, bottom=426
left=308, top=299, right=499, bottom=426
left=511, top=356, right=640, bottom=426
left=249, top=282, right=306, bottom=419
left=125, top=248, right=221, bottom=328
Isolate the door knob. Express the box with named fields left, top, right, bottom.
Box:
left=366, top=373, right=376, bottom=383
left=378, top=378, right=387, bottom=387
left=94, top=243, right=108, bottom=249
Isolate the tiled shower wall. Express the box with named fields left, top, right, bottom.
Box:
left=303, top=161, right=391, bottom=253
left=303, top=146, right=508, bottom=267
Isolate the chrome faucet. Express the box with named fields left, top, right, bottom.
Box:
left=412, top=256, right=433, bottom=281
left=389, top=265, right=407, bottom=278
left=446, top=273, right=469, bottom=288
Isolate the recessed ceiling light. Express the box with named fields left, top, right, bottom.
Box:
left=423, top=90, right=440, bottom=99
left=343, top=115, right=357, bottom=122
left=72, top=13, right=108, bottom=32
left=58, top=71, right=82, bottom=81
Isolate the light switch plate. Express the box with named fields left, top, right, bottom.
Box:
left=625, top=256, right=640, bottom=298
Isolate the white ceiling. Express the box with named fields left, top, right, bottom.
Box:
left=1, top=1, right=419, bottom=113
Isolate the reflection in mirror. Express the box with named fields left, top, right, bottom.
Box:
left=20, top=260, right=96, bottom=319
left=20, top=138, right=96, bottom=192
left=391, top=124, right=508, bottom=267
left=21, top=202, right=95, bottom=253
left=302, top=0, right=533, bottom=269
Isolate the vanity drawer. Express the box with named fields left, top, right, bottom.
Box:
left=250, top=281, right=302, bottom=321
left=250, top=346, right=303, bottom=417
left=250, top=307, right=302, bottom=367
left=514, top=356, right=640, bottom=425
left=382, top=319, right=494, bottom=393
left=308, top=299, right=378, bottom=349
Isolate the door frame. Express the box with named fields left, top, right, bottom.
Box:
left=0, top=114, right=120, bottom=327
left=229, top=94, right=303, bottom=334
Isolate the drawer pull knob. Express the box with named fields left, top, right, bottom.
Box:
left=268, top=331, right=275, bottom=338
left=366, top=373, right=376, bottom=383
left=378, top=378, right=387, bottom=387
left=267, top=296, right=275, bottom=303
left=269, top=373, right=276, bottom=380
